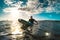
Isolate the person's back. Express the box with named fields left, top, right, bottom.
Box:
left=29, top=19, right=35, bottom=25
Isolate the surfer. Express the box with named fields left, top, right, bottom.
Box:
left=29, top=16, right=38, bottom=33
left=18, top=16, right=38, bottom=33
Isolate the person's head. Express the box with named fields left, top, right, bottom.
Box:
left=30, top=16, right=33, bottom=19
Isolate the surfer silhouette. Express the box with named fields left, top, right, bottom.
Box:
left=29, top=16, right=38, bottom=32
left=18, top=16, right=38, bottom=33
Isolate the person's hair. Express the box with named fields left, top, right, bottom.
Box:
left=31, top=16, right=32, bottom=17
left=30, top=16, right=33, bottom=19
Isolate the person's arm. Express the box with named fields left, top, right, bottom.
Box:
left=28, top=19, right=30, bottom=23
left=34, top=19, right=38, bottom=25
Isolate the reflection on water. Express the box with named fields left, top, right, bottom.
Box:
left=0, top=20, right=24, bottom=40
left=0, top=35, right=24, bottom=40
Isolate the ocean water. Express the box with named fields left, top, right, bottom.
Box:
left=0, top=21, right=23, bottom=40
left=0, top=20, right=39, bottom=40
left=0, top=20, right=60, bottom=40
left=0, top=20, right=47, bottom=40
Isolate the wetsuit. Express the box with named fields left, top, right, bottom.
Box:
left=29, top=19, right=35, bottom=32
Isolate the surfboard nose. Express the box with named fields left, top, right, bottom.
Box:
left=18, top=19, right=22, bottom=22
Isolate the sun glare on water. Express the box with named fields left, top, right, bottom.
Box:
left=7, top=7, right=23, bottom=35
left=11, top=21, right=22, bottom=35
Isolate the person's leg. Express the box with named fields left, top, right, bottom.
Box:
left=29, top=26, right=33, bottom=33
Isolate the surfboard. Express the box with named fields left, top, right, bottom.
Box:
left=18, top=19, right=32, bottom=30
